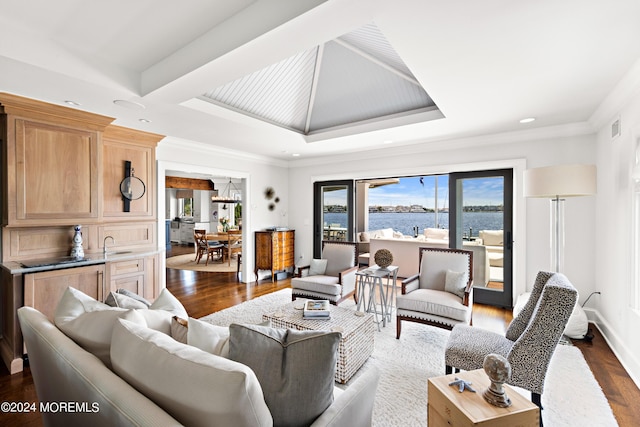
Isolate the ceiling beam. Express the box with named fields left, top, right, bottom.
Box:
left=165, top=176, right=214, bottom=190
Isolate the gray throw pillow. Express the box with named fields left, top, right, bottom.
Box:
left=104, top=291, right=149, bottom=309
left=116, top=288, right=152, bottom=307
left=228, top=323, right=340, bottom=427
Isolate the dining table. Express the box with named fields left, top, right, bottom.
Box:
left=206, top=231, right=242, bottom=265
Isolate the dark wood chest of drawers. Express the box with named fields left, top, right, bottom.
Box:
left=254, top=230, right=295, bottom=281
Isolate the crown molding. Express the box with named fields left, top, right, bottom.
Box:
left=589, top=58, right=640, bottom=129
left=158, top=136, right=289, bottom=168
left=288, top=121, right=595, bottom=168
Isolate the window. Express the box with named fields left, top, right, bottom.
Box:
left=180, top=197, right=193, bottom=217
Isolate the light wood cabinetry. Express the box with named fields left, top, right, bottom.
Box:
left=102, top=126, right=162, bottom=219
left=0, top=93, right=112, bottom=226
left=23, top=264, right=106, bottom=322
left=427, top=370, right=539, bottom=426
left=105, top=254, right=160, bottom=302
left=0, top=94, right=165, bottom=374
left=254, top=230, right=295, bottom=282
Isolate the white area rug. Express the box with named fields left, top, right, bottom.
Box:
left=200, top=289, right=617, bottom=427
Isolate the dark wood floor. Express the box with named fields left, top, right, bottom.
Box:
left=1, top=243, right=638, bottom=426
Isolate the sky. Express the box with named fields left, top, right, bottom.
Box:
left=324, top=175, right=505, bottom=207
left=369, top=175, right=504, bottom=207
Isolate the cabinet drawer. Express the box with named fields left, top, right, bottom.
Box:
left=109, top=258, right=144, bottom=276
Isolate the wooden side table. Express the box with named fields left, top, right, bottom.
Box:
left=428, top=369, right=539, bottom=426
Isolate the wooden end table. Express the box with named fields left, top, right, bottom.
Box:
left=427, top=369, right=539, bottom=426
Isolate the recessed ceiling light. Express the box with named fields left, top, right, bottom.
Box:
left=113, top=99, right=145, bottom=110
left=138, top=118, right=151, bottom=123
left=64, top=100, right=81, bottom=106
left=383, top=140, right=394, bottom=144
left=519, top=117, right=536, bottom=124
left=292, top=153, right=300, bottom=157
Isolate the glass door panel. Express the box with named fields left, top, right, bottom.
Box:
left=449, top=169, right=513, bottom=308
left=313, top=180, right=354, bottom=258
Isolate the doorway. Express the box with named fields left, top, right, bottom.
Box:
left=313, top=180, right=354, bottom=258
left=449, top=169, right=513, bottom=308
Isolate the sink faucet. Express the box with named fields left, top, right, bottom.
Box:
left=104, top=236, right=115, bottom=256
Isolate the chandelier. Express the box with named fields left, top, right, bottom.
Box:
left=211, top=178, right=241, bottom=204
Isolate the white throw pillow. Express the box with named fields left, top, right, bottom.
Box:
left=111, top=319, right=271, bottom=427
left=309, top=258, right=328, bottom=276
left=149, top=287, right=188, bottom=319
left=54, top=287, right=142, bottom=368
left=444, top=269, right=467, bottom=299
left=187, top=317, right=230, bottom=358
left=54, top=286, right=187, bottom=367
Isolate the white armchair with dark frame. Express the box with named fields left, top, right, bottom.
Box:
left=291, top=241, right=359, bottom=305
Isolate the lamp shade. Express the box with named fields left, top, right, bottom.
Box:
left=524, top=164, right=596, bottom=198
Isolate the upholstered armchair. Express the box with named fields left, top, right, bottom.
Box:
left=291, top=241, right=358, bottom=305
left=396, top=247, right=473, bottom=339
left=444, top=271, right=577, bottom=410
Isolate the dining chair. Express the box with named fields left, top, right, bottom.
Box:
left=223, top=229, right=242, bottom=266
left=194, top=229, right=223, bottom=265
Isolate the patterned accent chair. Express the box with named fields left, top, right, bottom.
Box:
left=444, top=271, right=577, bottom=412
left=396, top=247, right=474, bottom=338
left=291, top=241, right=358, bottom=305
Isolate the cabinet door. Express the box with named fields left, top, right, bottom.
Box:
left=255, top=232, right=273, bottom=270
left=23, top=264, right=105, bottom=321
left=15, top=120, right=99, bottom=222
left=102, top=126, right=159, bottom=218
left=106, top=258, right=145, bottom=296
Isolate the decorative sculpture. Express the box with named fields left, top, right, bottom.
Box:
left=374, top=248, right=393, bottom=269
left=482, top=353, right=512, bottom=407
left=448, top=377, right=476, bottom=393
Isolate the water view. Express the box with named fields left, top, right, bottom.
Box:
left=324, top=211, right=504, bottom=238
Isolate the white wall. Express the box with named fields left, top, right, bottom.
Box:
left=156, top=137, right=290, bottom=283
left=287, top=131, right=597, bottom=307
left=593, top=92, right=640, bottom=387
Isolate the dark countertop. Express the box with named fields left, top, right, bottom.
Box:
left=0, top=249, right=164, bottom=275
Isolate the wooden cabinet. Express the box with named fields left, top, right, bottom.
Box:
left=0, top=94, right=165, bottom=374
left=102, top=126, right=162, bottom=219
left=106, top=255, right=158, bottom=301
left=23, top=264, right=106, bottom=322
left=254, top=230, right=295, bottom=282
left=0, top=93, right=112, bottom=226
left=427, top=370, right=539, bottom=426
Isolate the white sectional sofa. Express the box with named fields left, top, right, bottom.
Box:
left=17, top=288, right=380, bottom=427
left=366, top=228, right=490, bottom=286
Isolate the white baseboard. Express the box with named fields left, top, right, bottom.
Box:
left=584, top=307, right=640, bottom=389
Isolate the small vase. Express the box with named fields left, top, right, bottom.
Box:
left=223, top=224, right=229, bottom=232
left=70, top=225, right=85, bottom=259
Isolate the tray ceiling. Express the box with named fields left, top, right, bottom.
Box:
left=200, top=23, right=440, bottom=138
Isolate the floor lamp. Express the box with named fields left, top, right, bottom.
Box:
left=523, top=164, right=597, bottom=339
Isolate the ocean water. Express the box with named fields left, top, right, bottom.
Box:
left=323, top=211, right=503, bottom=237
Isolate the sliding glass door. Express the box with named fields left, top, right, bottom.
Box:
left=449, top=169, right=513, bottom=308
left=313, top=180, right=354, bottom=258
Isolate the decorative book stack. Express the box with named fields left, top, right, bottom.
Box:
left=303, top=300, right=331, bottom=320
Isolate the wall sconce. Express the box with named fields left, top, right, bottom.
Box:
left=120, top=160, right=146, bottom=212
